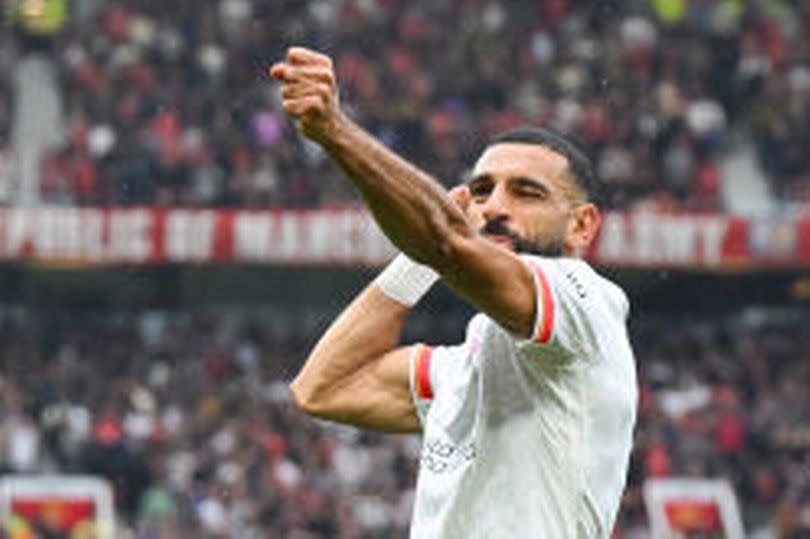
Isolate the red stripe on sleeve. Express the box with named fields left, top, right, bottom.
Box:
left=416, top=346, right=434, bottom=400
left=529, top=263, right=555, bottom=344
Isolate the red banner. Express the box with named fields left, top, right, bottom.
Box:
left=0, top=208, right=395, bottom=266
left=590, top=212, right=753, bottom=268
left=0, top=207, right=805, bottom=269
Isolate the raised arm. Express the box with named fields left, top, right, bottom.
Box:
left=271, top=47, right=537, bottom=338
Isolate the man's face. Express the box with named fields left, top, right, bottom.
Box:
left=465, top=142, right=588, bottom=257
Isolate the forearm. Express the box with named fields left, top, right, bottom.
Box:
left=290, top=284, right=409, bottom=405
left=319, top=116, right=473, bottom=268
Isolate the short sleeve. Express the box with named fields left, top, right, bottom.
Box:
left=518, top=255, right=628, bottom=359
left=409, top=343, right=469, bottom=426
left=409, top=344, right=434, bottom=424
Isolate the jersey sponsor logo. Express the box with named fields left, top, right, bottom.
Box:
left=421, top=436, right=476, bottom=474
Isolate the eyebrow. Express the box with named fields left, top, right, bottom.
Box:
left=467, top=174, right=552, bottom=197
left=466, top=173, right=492, bottom=186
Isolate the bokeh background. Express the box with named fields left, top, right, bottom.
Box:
left=1, top=0, right=810, bottom=537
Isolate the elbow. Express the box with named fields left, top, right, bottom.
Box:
left=289, top=378, right=317, bottom=415
left=289, top=377, right=332, bottom=419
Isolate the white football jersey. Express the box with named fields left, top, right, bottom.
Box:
left=408, top=255, right=637, bottom=538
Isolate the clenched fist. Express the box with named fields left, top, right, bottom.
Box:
left=270, top=47, right=345, bottom=143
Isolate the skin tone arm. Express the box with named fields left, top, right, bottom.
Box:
left=270, top=48, right=537, bottom=335
left=270, top=47, right=536, bottom=430
left=294, top=284, right=422, bottom=433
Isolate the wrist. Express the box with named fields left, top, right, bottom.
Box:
left=374, top=254, right=439, bottom=307
left=305, top=109, right=352, bottom=147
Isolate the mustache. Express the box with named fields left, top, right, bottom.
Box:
left=479, top=218, right=565, bottom=257
left=480, top=219, right=522, bottom=242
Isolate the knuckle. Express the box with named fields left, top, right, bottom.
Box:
left=321, top=70, right=335, bottom=85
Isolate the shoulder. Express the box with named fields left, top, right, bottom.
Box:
left=519, top=255, right=630, bottom=322
left=508, top=256, right=631, bottom=359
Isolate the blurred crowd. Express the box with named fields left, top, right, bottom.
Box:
left=623, top=310, right=810, bottom=539
left=0, top=306, right=808, bottom=538
left=0, top=307, right=419, bottom=539
left=1, top=0, right=810, bottom=209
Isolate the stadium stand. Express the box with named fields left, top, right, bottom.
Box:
left=2, top=1, right=810, bottom=538
left=0, top=0, right=808, bottom=209
left=0, top=305, right=808, bottom=537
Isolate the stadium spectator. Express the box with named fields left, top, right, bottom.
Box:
left=0, top=308, right=809, bottom=537
left=1, top=0, right=809, bottom=209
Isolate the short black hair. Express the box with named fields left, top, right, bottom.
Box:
left=487, top=127, right=601, bottom=205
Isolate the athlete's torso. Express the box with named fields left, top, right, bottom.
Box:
left=409, top=257, right=638, bottom=539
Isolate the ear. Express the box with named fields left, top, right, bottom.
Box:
left=449, top=185, right=471, bottom=213
left=567, top=203, right=601, bottom=251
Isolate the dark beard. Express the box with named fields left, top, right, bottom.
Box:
left=480, top=219, right=564, bottom=257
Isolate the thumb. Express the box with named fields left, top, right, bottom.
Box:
left=449, top=185, right=471, bottom=212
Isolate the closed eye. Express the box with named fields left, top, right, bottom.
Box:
left=511, top=177, right=550, bottom=200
